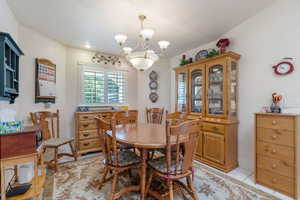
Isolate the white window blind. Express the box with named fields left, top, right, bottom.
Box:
left=81, top=66, right=127, bottom=105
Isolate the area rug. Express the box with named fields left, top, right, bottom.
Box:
left=43, top=155, right=280, bottom=200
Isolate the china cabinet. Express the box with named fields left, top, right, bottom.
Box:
left=174, top=51, right=240, bottom=172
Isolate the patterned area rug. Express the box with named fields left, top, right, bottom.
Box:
left=44, top=155, right=279, bottom=200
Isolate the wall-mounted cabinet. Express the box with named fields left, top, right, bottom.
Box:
left=174, top=52, right=240, bottom=172
left=0, top=32, right=24, bottom=103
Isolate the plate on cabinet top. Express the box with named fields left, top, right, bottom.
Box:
left=149, top=71, right=158, bottom=80
left=195, top=50, right=208, bottom=61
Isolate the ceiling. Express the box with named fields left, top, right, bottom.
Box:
left=8, top=0, right=274, bottom=57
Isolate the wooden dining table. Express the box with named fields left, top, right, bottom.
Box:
left=108, top=122, right=169, bottom=200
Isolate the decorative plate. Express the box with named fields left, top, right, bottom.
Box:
left=149, top=92, right=158, bottom=103
left=149, top=71, right=158, bottom=80
left=195, top=50, right=208, bottom=61
left=149, top=80, right=158, bottom=90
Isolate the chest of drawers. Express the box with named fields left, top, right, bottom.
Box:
left=75, top=111, right=117, bottom=156
left=255, top=113, right=300, bottom=199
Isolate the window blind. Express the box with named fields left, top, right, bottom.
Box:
left=82, top=68, right=127, bottom=104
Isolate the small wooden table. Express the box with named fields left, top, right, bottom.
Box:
left=112, top=123, right=170, bottom=200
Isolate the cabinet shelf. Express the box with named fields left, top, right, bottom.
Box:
left=0, top=32, right=24, bottom=104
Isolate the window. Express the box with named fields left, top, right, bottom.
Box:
left=81, top=66, right=127, bottom=105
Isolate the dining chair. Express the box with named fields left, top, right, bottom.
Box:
left=146, top=119, right=201, bottom=200
left=96, top=115, right=141, bottom=200
left=146, top=107, right=164, bottom=124
left=115, top=110, right=138, bottom=151
left=30, top=110, right=77, bottom=172
left=166, top=111, right=187, bottom=120
left=116, top=110, right=138, bottom=125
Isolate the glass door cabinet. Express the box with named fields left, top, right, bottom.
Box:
left=174, top=52, right=240, bottom=173
left=206, top=60, right=226, bottom=118
left=189, top=65, right=205, bottom=115
left=175, top=68, right=188, bottom=112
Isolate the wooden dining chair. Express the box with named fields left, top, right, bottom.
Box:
left=146, top=107, right=164, bottom=124
left=146, top=119, right=201, bottom=200
left=30, top=110, right=77, bottom=172
left=115, top=110, right=138, bottom=151
left=116, top=110, right=138, bottom=125
left=96, top=115, right=141, bottom=200
left=166, top=111, right=187, bottom=120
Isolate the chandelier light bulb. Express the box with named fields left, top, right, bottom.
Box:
left=114, top=34, right=127, bottom=45
left=123, top=47, right=132, bottom=54
left=158, top=40, right=170, bottom=50
left=140, top=29, right=154, bottom=40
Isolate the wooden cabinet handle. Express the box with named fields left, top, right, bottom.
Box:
left=83, top=116, right=89, bottom=119
left=272, top=178, right=277, bottom=183
left=212, top=127, right=218, bottom=131
left=271, top=149, right=277, bottom=154
left=83, top=143, right=90, bottom=146
left=271, top=164, right=277, bottom=169
left=83, top=124, right=89, bottom=127
left=83, top=133, right=90, bottom=137
left=272, top=120, right=277, bottom=125
left=272, top=135, right=277, bottom=140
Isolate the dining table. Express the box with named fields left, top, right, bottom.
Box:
left=109, top=122, right=170, bottom=200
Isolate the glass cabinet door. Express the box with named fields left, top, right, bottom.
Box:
left=207, top=64, right=225, bottom=116
left=190, top=68, right=204, bottom=114
left=176, top=71, right=188, bottom=112
left=230, top=61, right=238, bottom=116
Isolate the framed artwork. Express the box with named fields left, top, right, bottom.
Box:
left=35, top=58, right=56, bottom=103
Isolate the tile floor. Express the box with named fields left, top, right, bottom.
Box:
left=195, top=161, right=292, bottom=200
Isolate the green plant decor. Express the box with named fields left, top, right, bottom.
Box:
left=207, top=49, right=219, bottom=58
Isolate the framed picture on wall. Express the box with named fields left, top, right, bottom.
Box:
left=35, top=58, right=56, bottom=103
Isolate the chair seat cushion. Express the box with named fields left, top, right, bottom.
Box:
left=118, top=143, right=134, bottom=150
left=44, top=137, right=73, bottom=147
left=148, top=156, right=183, bottom=174
left=106, top=150, right=141, bottom=167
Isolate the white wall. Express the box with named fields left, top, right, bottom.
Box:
left=0, top=0, right=67, bottom=132
left=137, top=58, right=172, bottom=122
left=170, top=0, right=300, bottom=171
left=65, top=47, right=138, bottom=137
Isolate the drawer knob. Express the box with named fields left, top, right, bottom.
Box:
left=272, top=120, right=277, bottom=125
left=83, top=116, right=89, bottom=119
left=83, top=143, right=90, bottom=146
left=272, top=135, right=277, bottom=140
left=83, top=133, right=90, bottom=137
left=272, top=178, right=277, bottom=183
left=212, top=127, right=218, bottom=131
left=271, top=149, right=277, bottom=154
left=83, top=124, right=89, bottom=127
left=271, top=164, right=277, bottom=169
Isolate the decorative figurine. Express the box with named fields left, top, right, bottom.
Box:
left=216, top=38, right=230, bottom=54
left=270, top=92, right=282, bottom=113
left=180, top=55, right=189, bottom=66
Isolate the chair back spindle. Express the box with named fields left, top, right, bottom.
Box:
left=96, top=115, right=120, bottom=166
left=30, top=110, right=60, bottom=140
left=165, top=119, right=200, bottom=175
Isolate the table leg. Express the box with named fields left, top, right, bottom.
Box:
left=140, top=148, right=148, bottom=200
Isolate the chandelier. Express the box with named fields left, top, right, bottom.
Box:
left=114, top=15, right=170, bottom=71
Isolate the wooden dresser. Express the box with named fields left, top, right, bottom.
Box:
left=75, top=110, right=125, bottom=156
left=255, top=113, right=300, bottom=199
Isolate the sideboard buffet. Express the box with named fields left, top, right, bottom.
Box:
left=174, top=51, right=240, bottom=172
